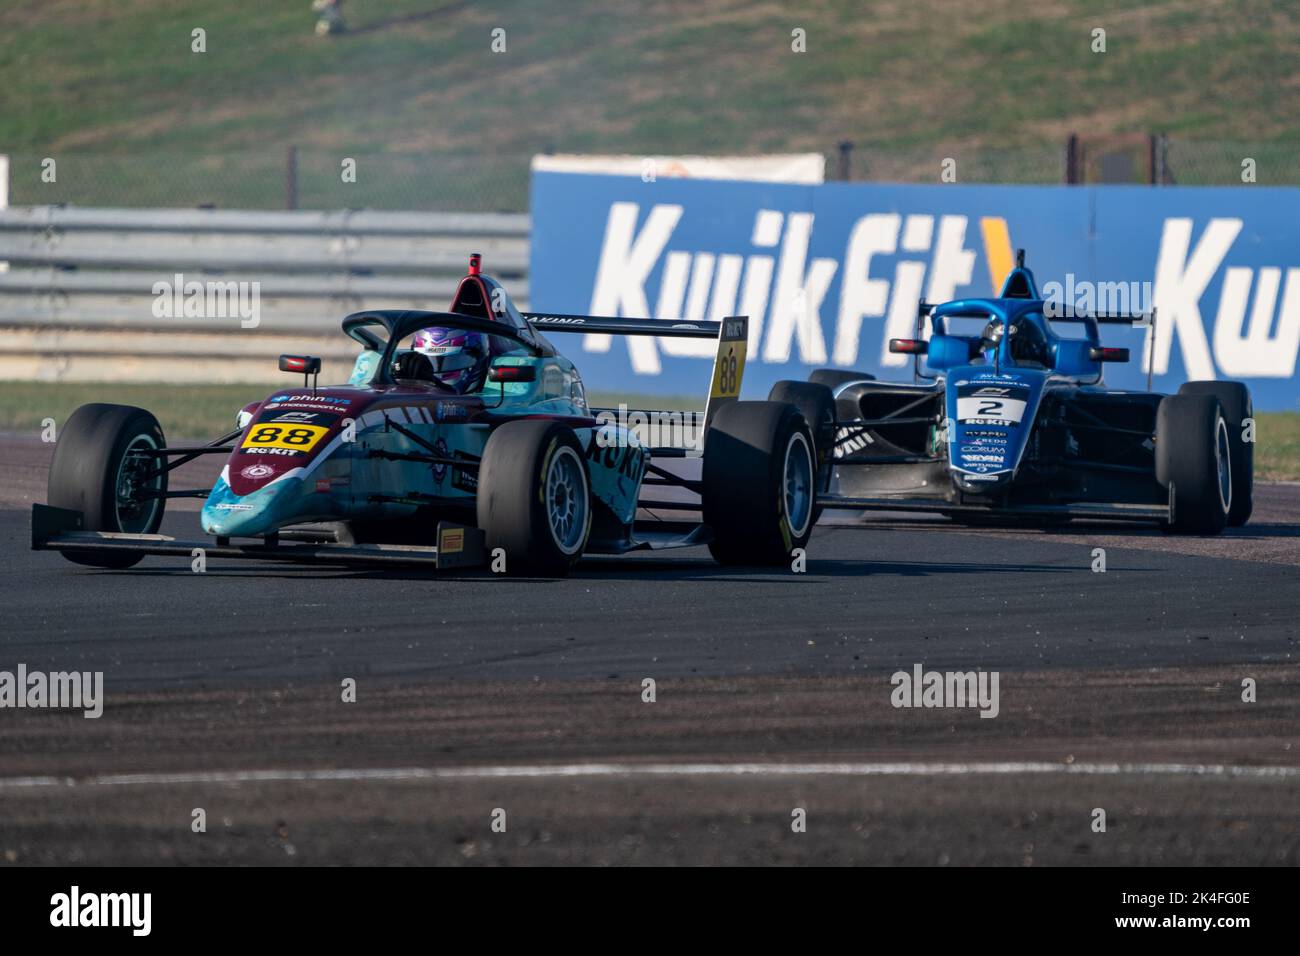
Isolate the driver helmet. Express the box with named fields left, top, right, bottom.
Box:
left=978, top=318, right=1050, bottom=368
left=410, top=327, right=489, bottom=394
left=979, top=318, right=1005, bottom=362
left=1009, top=319, right=1049, bottom=367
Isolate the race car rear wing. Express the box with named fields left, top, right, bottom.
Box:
left=523, top=312, right=749, bottom=432
left=1047, top=308, right=1157, bottom=390
left=522, top=312, right=721, bottom=338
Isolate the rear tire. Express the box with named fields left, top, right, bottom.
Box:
left=703, top=401, right=816, bottom=565
left=810, top=368, right=874, bottom=390
left=1178, top=381, right=1252, bottom=526
left=47, top=403, right=168, bottom=568
left=1156, top=394, right=1230, bottom=535
left=477, top=420, right=591, bottom=577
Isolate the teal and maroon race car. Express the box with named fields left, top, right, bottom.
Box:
left=33, top=256, right=819, bottom=576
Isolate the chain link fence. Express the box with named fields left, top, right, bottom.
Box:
left=1161, top=140, right=1300, bottom=186
left=4, top=141, right=1297, bottom=211
left=4, top=151, right=534, bottom=212
left=826, top=145, right=1067, bottom=185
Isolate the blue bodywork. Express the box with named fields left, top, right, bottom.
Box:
left=914, top=264, right=1123, bottom=492
left=924, top=297, right=1091, bottom=491
left=823, top=257, right=1167, bottom=518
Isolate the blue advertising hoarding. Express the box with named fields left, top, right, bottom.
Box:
left=530, top=170, right=1300, bottom=409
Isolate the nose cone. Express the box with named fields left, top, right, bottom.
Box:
left=953, top=469, right=1014, bottom=495
left=201, top=473, right=300, bottom=537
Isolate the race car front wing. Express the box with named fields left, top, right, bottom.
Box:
left=31, top=504, right=486, bottom=569
left=817, top=487, right=1174, bottom=523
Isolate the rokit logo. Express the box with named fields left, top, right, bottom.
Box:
left=50, top=886, right=151, bottom=936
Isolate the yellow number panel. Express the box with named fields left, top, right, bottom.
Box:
left=241, top=423, right=329, bottom=452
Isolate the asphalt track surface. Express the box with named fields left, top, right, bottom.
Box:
left=1, top=434, right=1298, bottom=864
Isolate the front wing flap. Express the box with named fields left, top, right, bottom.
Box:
left=818, top=491, right=1173, bottom=523
left=31, top=504, right=485, bottom=569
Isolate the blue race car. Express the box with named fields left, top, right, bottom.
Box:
left=765, top=252, right=1252, bottom=534
left=33, top=255, right=818, bottom=575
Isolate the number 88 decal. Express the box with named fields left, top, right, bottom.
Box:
left=717, top=349, right=738, bottom=395
left=241, top=422, right=329, bottom=452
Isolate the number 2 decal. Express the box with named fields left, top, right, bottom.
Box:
left=955, top=396, right=1028, bottom=424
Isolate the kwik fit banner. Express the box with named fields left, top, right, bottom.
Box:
left=530, top=171, right=1300, bottom=410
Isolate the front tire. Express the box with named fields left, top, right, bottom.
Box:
left=1178, top=381, right=1252, bottom=526
left=47, top=403, right=168, bottom=568
left=767, top=380, right=836, bottom=498
left=703, top=401, right=816, bottom=565
left=477, top=420, right=591, bottom=577
left=1156, top=394, right=1230, bottom=535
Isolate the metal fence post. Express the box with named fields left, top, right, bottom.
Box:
left=286, top=146, right=298, bottom=210
left=0, top=153, right=8, bottom=273
left=837, top=141, right=854, bottom=181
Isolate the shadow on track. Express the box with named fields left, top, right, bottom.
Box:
left=88, top=556, right=1084, bottom=583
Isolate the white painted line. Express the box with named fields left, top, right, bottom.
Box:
left=0, top=761, right=1297, bottom=790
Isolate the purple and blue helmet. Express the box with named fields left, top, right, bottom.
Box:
left=409, top=327, right=490, bottom=394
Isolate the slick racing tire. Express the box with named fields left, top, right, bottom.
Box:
left=768, top=381, right=836, bottom=526
left=477, top=420, right=591, bottom=577
left=47, top=403, right=168, bottom=568
left=809, top=368, right=875, bottom=390
left=1156, top=394, right=1231, bottom=536
left=767, top=380, right=836, bottom=498
left=1177, top=381, right=1253, bottom=527
left=703, top=401, right=816, bottom=566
